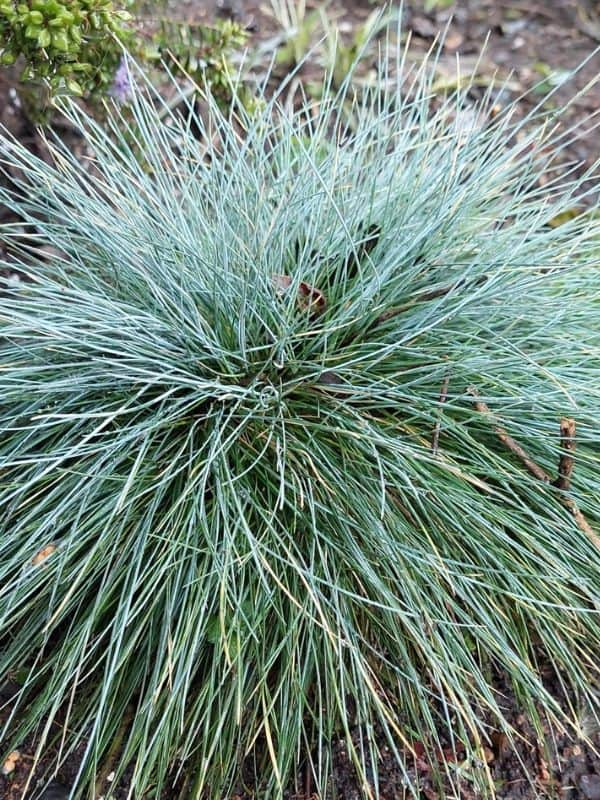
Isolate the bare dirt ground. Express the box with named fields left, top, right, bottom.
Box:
left=1, top=1, right=600, bottom=798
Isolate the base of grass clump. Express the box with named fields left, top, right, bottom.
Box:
left=0, top=35, right=599, bottom=800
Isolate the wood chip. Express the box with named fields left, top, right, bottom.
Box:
left=1, top=750, right=21, bottom=775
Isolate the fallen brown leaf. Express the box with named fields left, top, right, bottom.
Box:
left=31, top=543, right=57, bottom=566
left=491, top=731, right=509, bottom=758
left=272, top=274, right=326, bottom=316
left=483, top=746, right=495, bottom=764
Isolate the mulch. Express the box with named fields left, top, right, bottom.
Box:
left=3, top=663, right=600, bottom=798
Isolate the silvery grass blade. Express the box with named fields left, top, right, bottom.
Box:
left=0, top=29, right=599, bottom=800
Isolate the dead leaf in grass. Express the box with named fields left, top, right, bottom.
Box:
left=490, top=728, right=509, bottom=753
left=31, top=543, right=57, bottom=566
left=272, top=274, right=326, bottom=316
left=483, top=746, right=495, bottom=764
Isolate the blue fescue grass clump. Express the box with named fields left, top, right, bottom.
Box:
left=0, top=44, right=599, bottom=799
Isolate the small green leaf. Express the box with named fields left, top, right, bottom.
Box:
left=65, top=77, right=83, bottom=94
left=24, top=22, right=41, bottom=37
left=51, top=28, right=69, bottom=49
left=37, top=27, right=51, bottom=46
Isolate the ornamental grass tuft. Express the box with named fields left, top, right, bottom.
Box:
left=1, top=41, right=599, bottom=800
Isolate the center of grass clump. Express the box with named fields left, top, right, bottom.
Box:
left=0, top=45, right=599, bottom=800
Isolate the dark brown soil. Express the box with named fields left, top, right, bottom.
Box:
left=203, top=0, right=600, bottom=177
left=1, top=1, right=599, bottom=798
left=3, top=665, right=600, bottom=799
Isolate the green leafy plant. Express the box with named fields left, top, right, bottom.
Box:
left=320, top=8, right=396, bottom=91
left=0, top=0, right=133, bottom=94
left=147, top=18, right=249, bottom=107
left=270, top=0, right=321, bottom=68
left=0, top=44, right=599, bottom=800
left=270, top=3, right=397, bottom=100
left=0, top=0, right=248, bottom=107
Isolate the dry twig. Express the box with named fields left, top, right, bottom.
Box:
left=467, top=386, right=551, bottom=483
left=553, top=417, right=576, bottom=491
left=376, top=275, right=489, bottom=327
left=467, top=387, right=600, bottom=550
left=376, top=282, right=460, bottom=325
